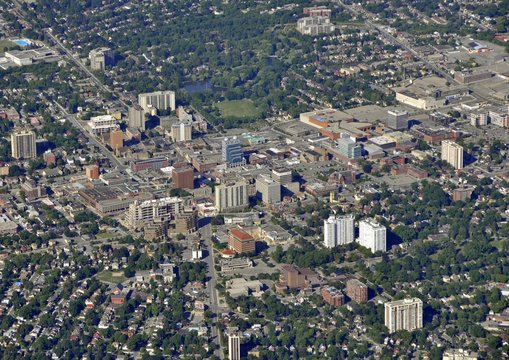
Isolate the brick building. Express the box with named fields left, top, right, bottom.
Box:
left=346, top=279, right=368, bottom=303
left=228, top=227, right=256, bottom=254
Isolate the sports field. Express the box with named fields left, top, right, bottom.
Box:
left=216, top=99, right=262, bottom=118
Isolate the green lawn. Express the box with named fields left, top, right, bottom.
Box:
left=97, top=270, right=127, bottom=283
left=216, top=99, right=262, bottom=118
left=0, top=40, right=17, bottom=52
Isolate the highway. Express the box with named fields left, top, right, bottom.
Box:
left=200, top=222, right=224, bottom=359
left=54, top=101, right=126, bottom=170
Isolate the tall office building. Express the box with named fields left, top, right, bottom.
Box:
left=222, top=137, right=244, bottom=165
left=359, top=218, right=386, bottom=253
left=138, top=90, right=176, bottom=113
left=272, top=168, right=292, bottom=184
left=384, top=298, right=423, bottom=333
left=323, top=214, right=355, bottom=248
left=387, top=109, right=409, bottom=130
left=172, top=166, right=194, bottom=189
left=255, top=174, right=281, bottom=204
left=441, top=140, right=464, bottom=170
left=171, top=122, right=192, bottom=142
left=228, top=331, right=241, bottom=360
left=215, top=179, right=248, bottom=212
left=11, top=129, right=36, bottom=159
left=336, top=138, right=362, bottom=159
left=128, top=105, right=146, bottom=130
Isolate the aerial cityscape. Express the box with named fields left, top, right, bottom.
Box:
left=0, top=0, right=509, bottom=359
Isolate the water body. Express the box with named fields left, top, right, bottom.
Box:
left=14, top=39, right=31, bottom=47
left=183, top=79, right=217, bottom=93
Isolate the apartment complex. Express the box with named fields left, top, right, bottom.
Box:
left=297, top=16, right=334, bottom=35
left=359, top=219, right=386, bottom=253
left=125, top=197, right=182, bottom=229
left=11, top=129, right=36, bottom=159
left=384, top=298, right=423, bottom=333
left=441, top=140, right=464, bottom=170
left=323, top=214, right=355, bottom=248
left=87, top=115, right=118, bottom=135
left=138, top=90, right=176, bottom=113
left=321, top=286, right=345, bottom=307
left=215, top=179, right=249, bottom=212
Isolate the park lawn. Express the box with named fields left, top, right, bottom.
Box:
left=0, top=40, right=17, bottom=52
left=216, top=99, right=262, bottom=118
left=97, top=270, right=127, bottom=283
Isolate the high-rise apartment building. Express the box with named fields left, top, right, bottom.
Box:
left=138, top=91, right=176, bottom=113
left=11, top=129, right=36, bottom=159
left=215, top=180, right=249, bottom=212
left=89, top=47, right=113, bottom=71
left=441, top=140, right=464, bottom=170
left=228, top=331, right=241, bottom=360
left=222, top=137, right=244, bottom=165
left=359, top=218, right=386, bottom=253
left=255, top=174, right=281, bottom=204
left=171, top=122, right=192, bottom=142
left=128, top=105, right=146, bottom=130
left=125, top=197, right=182, bottom=229
left=384, top=298, right=423, bottom=333
left=110, top=129, right=124, bottom=150
left=323, top=214, right=355, bottom=248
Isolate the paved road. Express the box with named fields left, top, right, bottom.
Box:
left=54, top=101, right=126, bottom=170
left=44, top=29, right=129, bottom=109
left=200, top=222, right=224, bottom=359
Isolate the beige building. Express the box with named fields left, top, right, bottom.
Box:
left=89, top=47, right=113, bottom=71
left=215, top=179, right=249, bottom=212
left=128, top=105, right=146, bottom=130
left=442, top=349, right=478, bottom=360
left=441, top=140, right=464, bottom=169
left=255, top=174, right=281, bottom=204
left=384, top=298, right=423, bottom=333
left=171, top=122, right=192, bottom=142
left=125, top=197, right=182, bottom=229
left=228, top=331, right=241, bottom=360
left=11, top=129, right=36, bottom=159
left=138, top=90, right=176, bottom=113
